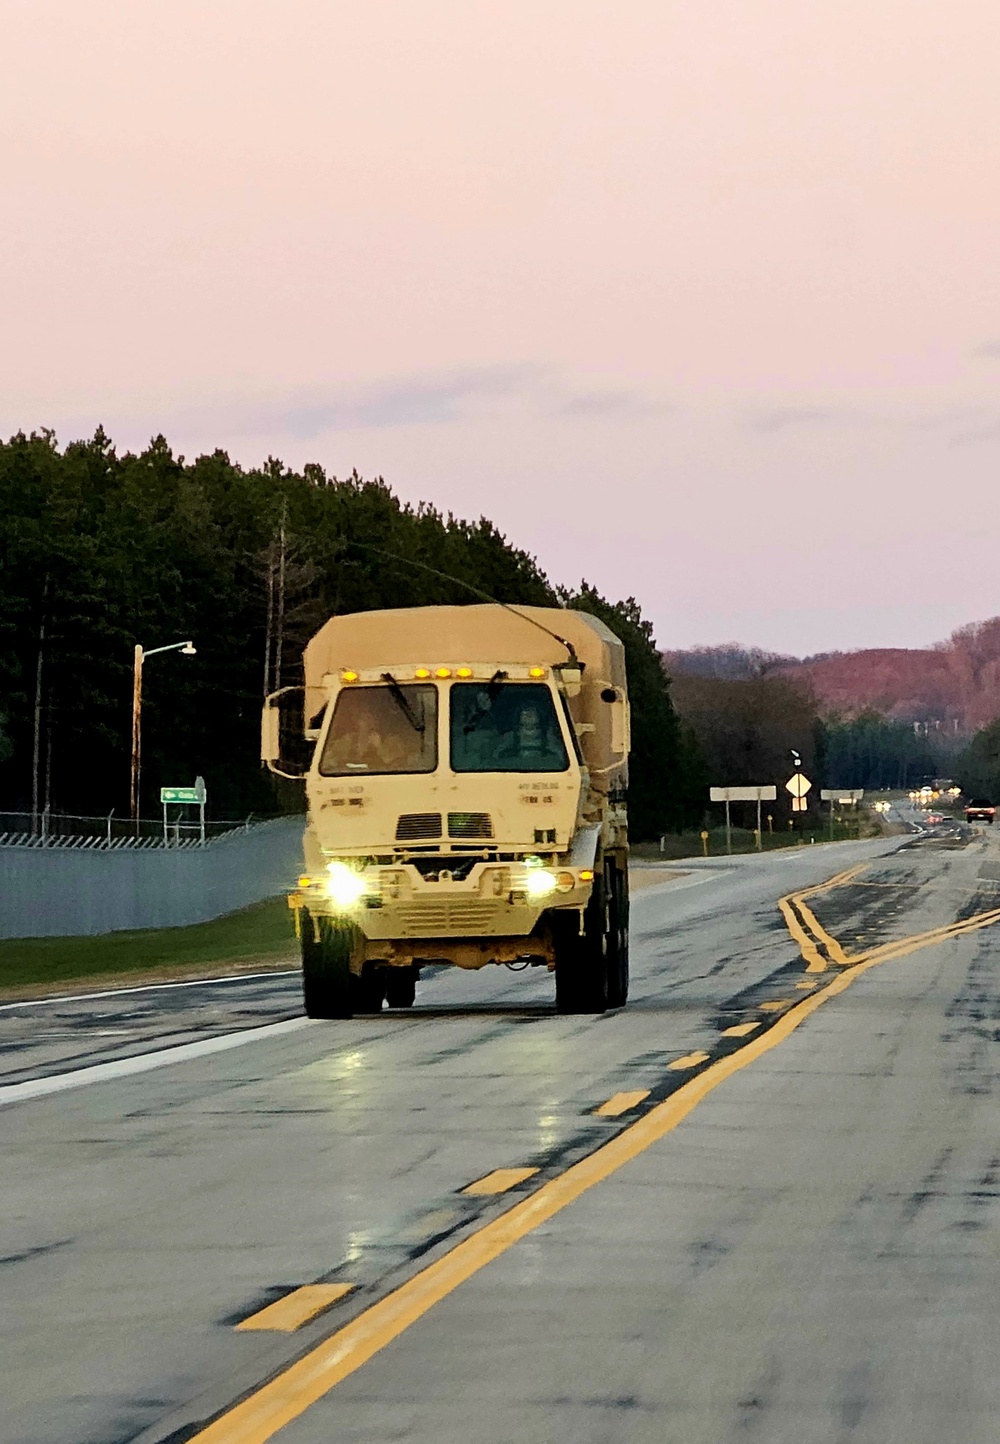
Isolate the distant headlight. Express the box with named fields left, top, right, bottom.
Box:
left=326, top=861, right=368, bottom=909
left=525, top=869, right=558, bottom=899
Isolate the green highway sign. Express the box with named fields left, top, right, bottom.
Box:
left=161, top=787, right=201, bottom=804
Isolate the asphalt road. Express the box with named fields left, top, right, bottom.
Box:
left=5, top=819, right=1000, bottom=1443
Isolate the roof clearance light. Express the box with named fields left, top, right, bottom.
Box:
left=435, top=667, right=452, bottom=679
left=340, top=669, right=359, bottom=683
left=414, top=667, right=431, bottom=680
left=529, top=666, right=546, bottom=679
left=456, top=666, right=473, bottom=678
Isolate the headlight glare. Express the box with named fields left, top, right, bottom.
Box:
left=325, top=861, right=368, bottom=909
left=525, top=868, right=558, bottom=899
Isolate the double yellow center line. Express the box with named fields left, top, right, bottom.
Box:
left=186, top=863, right=1000, bottom=1444
left=778, top=864, right=863, bottom=971
left=782, top=865, right=1000, bottom=975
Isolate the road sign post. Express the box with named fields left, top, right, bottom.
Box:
left=160, top=776, right=207, bottom=845
left=819, top=788, right=863, bottom=839
left=709, top=786, right=778, bottom=854
left=785, top=772, right=812, bottom=821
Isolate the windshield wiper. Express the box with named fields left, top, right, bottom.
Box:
left=381, top=673, right=425, bottom=732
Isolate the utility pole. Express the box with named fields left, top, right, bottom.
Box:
left=31, top=615, right=46, bottom=835
left=130, top=644, right=143, bottom=826
left=31, top=576, right=50, bottom=835
left=274, top=502, right=287, bottom=691
left=262, top=541, right=276, bottom=703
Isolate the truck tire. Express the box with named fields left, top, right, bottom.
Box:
left=553, top=873, right=611, bottom=1014
left=355, top=965, right=387, bottom=1014
left=385, top=966, right=417, bottom=1009
left=301, top=913, right=361, bottom=1019
left=605, top=861, right=630, bottom=1009
left=552, top=912, right=582, bottom=1012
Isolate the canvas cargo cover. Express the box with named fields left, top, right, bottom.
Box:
left=304, top=604, right=625, bottom=693
left=303, top=605, right=628, bottom=787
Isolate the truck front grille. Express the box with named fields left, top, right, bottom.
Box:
left=396, top=812, right=442, bottom=841
left=448, top=812, right=494, bottom=839
left=396, top=900, right=497, bottom=936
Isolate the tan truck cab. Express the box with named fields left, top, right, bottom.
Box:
left=262, top=604, right=630, bottom=1017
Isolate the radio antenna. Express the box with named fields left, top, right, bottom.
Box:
left=343, top=542, right=579, bottom=664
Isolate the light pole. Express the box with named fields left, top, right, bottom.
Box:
left=131, top=640, right=196, bottom=825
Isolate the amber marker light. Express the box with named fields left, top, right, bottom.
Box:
left=297, top=875, right=312, bottom=888
left=456, top=666, right=473, bottom=678
left=340, top=669, right=359, bottom=683
left=579, top=868, right=594, bottom=882
left=529, top=666, right=546, bottom=679
left=414, top=667, right=431, bottom=679
left=435, top=667, right=452, bottom=678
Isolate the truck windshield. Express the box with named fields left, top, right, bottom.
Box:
left=319, top=684, right=437, bottom=775
left=450, top=683, right=569, bottom=773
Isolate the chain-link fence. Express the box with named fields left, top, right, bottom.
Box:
left=0, top=816, right=306, bottom=936
left=0, top=810, right=273, bottom=848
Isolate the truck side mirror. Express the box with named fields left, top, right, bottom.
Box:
left=261, top=699, right=280, bottom=764
left=600, top=687, right=630, bottom=757
left=261, top=686, right=309, bottom=779
left=557, top=664, right=583, bottom=697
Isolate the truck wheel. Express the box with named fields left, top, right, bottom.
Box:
left=606, top=862, right=630, bottom=1009
left=553, top=912, right=582, bottom=1012
left=301, top=913, right=360, bottom=1019
left=385, top=966, right=417, bottom=1008
left=553, top=874, right=610, bottom=1015
left=354, top=964, right=387, bottom=1014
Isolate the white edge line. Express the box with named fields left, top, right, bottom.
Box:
left=0, top=970, right=300, bottom=1013
left=0, top=1017, right=313, bottom=1107
left=630, top=872, right=718, bottom=898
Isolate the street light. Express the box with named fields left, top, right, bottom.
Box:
left=131, top=640, right=196, bottom=823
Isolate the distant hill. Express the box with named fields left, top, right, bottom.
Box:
left=665, top=618, right=1000, bottom=735
left=661, top=643, right=795, bottom=681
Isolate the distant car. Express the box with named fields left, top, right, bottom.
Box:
left=965, top=798, right=996, bottom=824
left=925, top=812, right=945, bottom=825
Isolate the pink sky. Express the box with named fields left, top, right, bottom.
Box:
left=3, top=1, right=1000, bottom=655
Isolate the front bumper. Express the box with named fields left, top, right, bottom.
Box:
left=291, top=858, right=593, bottom=942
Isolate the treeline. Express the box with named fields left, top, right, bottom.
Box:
left=0, top=429, right=699, bottom=839
left=958, top=719, right=1000, bottom=800
left=662, top=642, right=795, bottom=682
left=821, top=711, right=946, bottom=791
left=667, top=677, right=949, bottom=827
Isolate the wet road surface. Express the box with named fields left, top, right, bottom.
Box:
left=5, top=824, right=1000, bottom=1443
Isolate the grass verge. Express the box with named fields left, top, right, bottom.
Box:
left=632, top=822, right=885, bottom=862
left=0, top=896, right=298, bottom=999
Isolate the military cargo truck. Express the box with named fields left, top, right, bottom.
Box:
left=262, top=604, right=630, bottom=1017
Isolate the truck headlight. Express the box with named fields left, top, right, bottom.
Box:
left=525, top=869, right=558, bottom=899
left=326, top=861, right=368, bottom=910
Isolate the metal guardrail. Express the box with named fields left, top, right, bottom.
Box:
left=0, top=811, right=298, bottom=850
